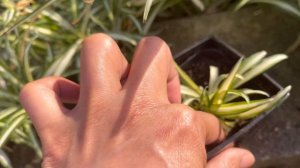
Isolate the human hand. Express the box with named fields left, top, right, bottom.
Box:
left=20, top=34, right=255, bottom=168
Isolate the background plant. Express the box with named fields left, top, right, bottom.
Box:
left=0, top=0, right=296, bottom=167
left=0, top=0, right=238, bottom=167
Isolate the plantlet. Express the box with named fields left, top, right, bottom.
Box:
left=176, top=51, right=291, bottom=132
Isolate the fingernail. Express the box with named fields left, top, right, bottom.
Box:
left=240, top=153, right=255, bottom=168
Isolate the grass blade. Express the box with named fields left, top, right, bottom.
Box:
left=0, top=149, right=12, bottom=168
left=41, top=10, right=79, bottom=35
left=44, top=39, right=82, bottom=76
left=143, top=0, right=154, bottom=22
left=143, top=0, right=165, bottom=34
left=0, top=90, right=19, bottom=102
left=5, top=37, right=19, bottom=67
left=0, top=0, right=58, bottom=36
left=23, top=39, right=35, bottom=82
left=103, top=0, right=114, bottom=21
left=191, top=0, right=205, bottom=11
left=128, top=15, right=143, bottom=34
left=25, top=124, right=42, bottom=158
left=0, top=107, right=19, bottom=121
left=0, top=60, right=22, bottom=87
left=108, top=33, right=137, bottom=46
left=0, top=114, right=27, bottom=148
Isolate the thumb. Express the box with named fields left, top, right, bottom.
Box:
left=207, top=148, right=255, bottom=168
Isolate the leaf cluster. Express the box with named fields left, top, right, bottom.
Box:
left=177, top=51, right=291, bottom=131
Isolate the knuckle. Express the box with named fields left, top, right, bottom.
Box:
left=83, top=33, right=116, bottom=50
left=141, top=36, right=165, bottom=44
left=20, top=82, right=35, bottom=99
left=19, top=77, right=59, bottom=100
left=141, top=36, right=171, bottom=54
left=171, top=104, right=198, bottom=135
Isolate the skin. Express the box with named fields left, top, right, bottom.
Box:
left=20, top=34, right=255, bottom=168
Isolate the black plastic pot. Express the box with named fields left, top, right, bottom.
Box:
left=174, top=37, right=283, bottom=159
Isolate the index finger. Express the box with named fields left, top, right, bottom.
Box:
left=19, top=77, right=79, bottom=144
left=124, top=37, right=181, bottom=104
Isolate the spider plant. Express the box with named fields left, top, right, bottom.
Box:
left=177, top=51, right=291, bottom=132
left=0, top=0, right=231, bottom=167
left=0, top=0, right=197, bottom=167
left=0, top=0, right=292, bottom=167
left=143, top=0, right=291, bottom=131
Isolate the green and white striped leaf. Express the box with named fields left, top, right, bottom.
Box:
left=176, top=63, right=203, bottom=95
left=143, top=0, right=154, bottom=22
left=23, top=38, right=35, bottom=82
left=234, top=54, right=287, bottom=88
left=212, top=59, right=243, bottom=105
left=227, top=90, right=250, bottom=103
left=215, top=99, right=271, bottom=115
left=191, top=0, right=205, bottom=11
left=0, top=107, right=19, bottom=121
left=0, top=149, right=11, bottom=168
left=208, top=66, right=219, bottom=95
left=0, top=113, right=27, bottom=148
left=143, top=0, right=165, bottom=34
left=224, top=85, right=291, bottom=119
left=224, top=89, right=270, bottom=102
left=180, top=85, right=200, bottom=98
left=0, top=90, right=19, bottom=102
left=238, top=50, right=267, bottom=75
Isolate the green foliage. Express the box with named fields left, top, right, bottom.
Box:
left=0, top=0, right=231, bottom=166
left=0, top=0, right=193, bottom=166
left=177, top=51, right=291, bottom=131
left=0, top=0, right=293, bottom=166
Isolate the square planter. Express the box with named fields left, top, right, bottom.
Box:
left=174, top=37, right=283, bottom=159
